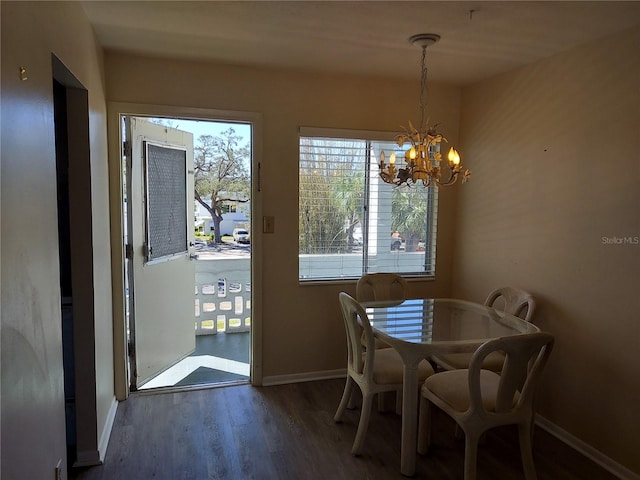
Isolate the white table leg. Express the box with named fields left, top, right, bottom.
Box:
left=400, top=362, right=419, bottom=476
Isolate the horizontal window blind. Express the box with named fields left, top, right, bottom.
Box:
left=299, top=131, right=438, bottom=281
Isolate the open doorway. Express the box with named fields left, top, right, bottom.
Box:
left=121, top=115, right=253, bottom=391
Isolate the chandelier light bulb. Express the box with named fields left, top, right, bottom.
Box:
left=448, top=147, right=460, bottom=166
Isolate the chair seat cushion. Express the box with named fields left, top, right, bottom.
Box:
left=432, top=351, right=506, bottom=372
left=369, top=348, right=434, bottom=385
left=422, top=369, right=507, bottom=412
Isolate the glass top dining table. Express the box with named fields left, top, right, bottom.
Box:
left=361, top=298, right=540, bottom=477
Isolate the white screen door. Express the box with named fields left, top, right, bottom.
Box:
left=127, top=117, right=195, bottom=387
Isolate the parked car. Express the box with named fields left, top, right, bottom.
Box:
left=233, top=228, right=250, bottom=244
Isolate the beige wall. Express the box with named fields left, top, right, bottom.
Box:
left=1, top=2, right=114, bottom=478
left=453, top=26, right=639, bottom=474
left=105, top=53, right=462, bottom=380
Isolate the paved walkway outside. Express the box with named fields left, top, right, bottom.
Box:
left=195, top=239, right=250, bottom=259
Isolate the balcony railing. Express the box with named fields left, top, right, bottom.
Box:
left=195, top=256, right=250, bottom=335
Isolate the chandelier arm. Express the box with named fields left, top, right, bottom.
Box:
left=395, top=178, right=406, bottom=187
left=436, top=172, right=459, bottom=188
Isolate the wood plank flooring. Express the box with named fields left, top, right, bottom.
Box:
left=71, top=379, right=619, bottom=480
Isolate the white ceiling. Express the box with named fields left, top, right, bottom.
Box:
left=81, top=1, right=640, bottom=85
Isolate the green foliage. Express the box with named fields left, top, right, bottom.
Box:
left=299, top=139, right=365, bottom=254
left=299, top=172, right=349, bottom=253
left=391, top=186, right=430, bottom=251
left=194, top=128, right=250, bottom=244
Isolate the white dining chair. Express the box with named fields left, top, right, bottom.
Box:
left=418, top=332, right=555, bottom=480
left=356, top=273, right=408, bottom=350
left=485, top=286, right=536, bottom=323
left=356, top=273, right=408, bottom=411
left=334, top=292, right=434, bottom=455
left=431, top=287, right=536, bottom=372
left=356, top=273, right=408, bottom=303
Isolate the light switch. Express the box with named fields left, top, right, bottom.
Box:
left=263, top=216, right=275, bottom=234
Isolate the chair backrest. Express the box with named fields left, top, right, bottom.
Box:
left=356, top=273, right=408, bottom=302
left=338, top=292, right=376, bottom=378
left=468, top=333, right=554, bottom=415
left=484, top=287, right=536, bottom=323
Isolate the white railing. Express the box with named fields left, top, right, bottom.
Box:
left=195, top=257, right=251, bottom=335
left=299, top=251, right=430, bottom=279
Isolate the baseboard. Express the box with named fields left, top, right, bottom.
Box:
left=535, top=415, right=639, bottom=480
left=262, top=368, right=345, bottom=386
left=72, top=397, right=118, bottom=468
left=98, top=396, right=119, bottom=462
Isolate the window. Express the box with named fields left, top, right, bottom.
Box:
left=299, top=128, right=438, bottom=281
left=221, top=202, right=237, bottom=214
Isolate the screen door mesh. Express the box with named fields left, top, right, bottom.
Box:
left=145, top=142, right=187, bottom=261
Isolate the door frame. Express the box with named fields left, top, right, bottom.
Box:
left=107, top=102, right=264, bottom=399
left=53, top=55, right=101, bottom=466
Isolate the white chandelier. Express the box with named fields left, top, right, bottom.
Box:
left=379, top=34, right=470, bottom=187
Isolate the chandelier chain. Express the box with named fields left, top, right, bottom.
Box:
left=419, top=45, right=428, bottom=132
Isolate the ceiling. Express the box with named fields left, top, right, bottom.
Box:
left=81, top=1, right=640, bottom=86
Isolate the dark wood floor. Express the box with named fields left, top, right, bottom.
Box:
left=72, top=378, right=619, bottom=480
